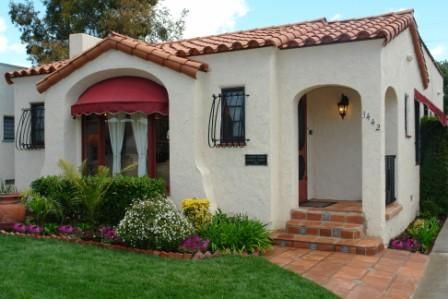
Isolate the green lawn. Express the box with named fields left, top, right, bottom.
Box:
left=0, top=235, right=337, bottom=299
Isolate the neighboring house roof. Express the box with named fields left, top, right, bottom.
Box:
left=5, top=9, right=430, bottom=92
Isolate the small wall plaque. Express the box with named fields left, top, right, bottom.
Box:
left=245, top=154, right=268, bottom=166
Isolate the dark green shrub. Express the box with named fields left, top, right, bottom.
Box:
left=421, top=117, right=448, bottom=216
left=97, top=175, right=165, bottom=225
left=199, top=210, right=271, bottom=254
left=31, top=176, right=81, bottom=222
left=31, top=174, right=165, bottom=225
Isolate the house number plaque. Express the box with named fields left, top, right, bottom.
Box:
left=245, top=154, right=268, bottom=166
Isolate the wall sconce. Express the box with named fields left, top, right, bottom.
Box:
left=337, top=94, right=349, bottom=119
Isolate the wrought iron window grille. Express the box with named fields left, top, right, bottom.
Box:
left=208, top=88, right=250, bottom=148
left=16, top=104, right=45, bottom=150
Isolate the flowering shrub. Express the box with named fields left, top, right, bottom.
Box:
left=118, top=196, right=193, bottom=250
left=12, top=223, right=27, bottom=233
left=180, top=235, right=210, bottom=253
left=181, top=198, right=212, bottom=231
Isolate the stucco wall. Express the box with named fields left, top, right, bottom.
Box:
left=11, top=75, right=46, bottom=190
left=0, top=64, right=21, bottom=183
left=381, top=28, right=444, bottom=242
left=307, top=87, right=362, bottom=201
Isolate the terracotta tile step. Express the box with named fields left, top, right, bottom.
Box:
left=291, top=209, right=365, bottom=225
left=271, top=231, right=383, bottom=256
left=286, top=219, right=365, bottom=239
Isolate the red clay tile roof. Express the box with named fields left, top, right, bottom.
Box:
left=35, top=32, right=209, bottom=92
left=5, top=9, right=431, bottom=92
left=155, top=10, right=416, bottom=55
left=5, top=60, right=70, bottom=84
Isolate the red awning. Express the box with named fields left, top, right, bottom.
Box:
left=71, top=77, right=168, bottom=116
left=414, top=89, right=447, bottom=126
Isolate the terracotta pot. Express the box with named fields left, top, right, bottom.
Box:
left=0, top=193, right=25, bottom=225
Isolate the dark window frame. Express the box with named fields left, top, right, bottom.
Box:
left=414, top=99, right=421, bottom=165
left=405, top=94, right=412, bottom=138
left=220, top=87, right=246, bottom=145
left=3, top=115, right=14, bottom=142
left=30, top=103, right=45, bottom=147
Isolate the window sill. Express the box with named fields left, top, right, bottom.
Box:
left=216, top=142, right=247, bottom=148
left=2, top=139, right=14, bottom=143
left=385, top=202, right=403, bottom=221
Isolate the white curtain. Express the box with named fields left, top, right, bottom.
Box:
left=131, top=115, right=148, bottom=176
left=108, top=116, right=125, bottom=175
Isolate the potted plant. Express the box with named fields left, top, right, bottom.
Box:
left=0, top=180, right=25, bottom=227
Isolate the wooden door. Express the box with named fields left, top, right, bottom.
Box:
left=298, top=96, right=308, bottom=203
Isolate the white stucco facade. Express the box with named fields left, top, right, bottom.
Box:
left=4, top=26, right=444, bottom=243
left=0, top=63, right=23, bottom=183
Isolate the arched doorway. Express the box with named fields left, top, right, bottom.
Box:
left=385, top=87, right=398, bottom=204
left=297, top=85, right=362, bottom=204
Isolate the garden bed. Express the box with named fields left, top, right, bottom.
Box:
left=0, top=229, right=260, bottom=260
left=4, top=160, right=272, bottom=259
left=388, top=215, right=446, bottom=254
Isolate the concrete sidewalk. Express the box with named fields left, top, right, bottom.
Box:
left=413, top=219, right=448, bottom=299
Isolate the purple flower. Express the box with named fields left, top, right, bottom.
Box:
left=58, top=225, right=75, bottom=234
left=26, top=224, right=42, bottom=234
left=404, top=238, right=420, bottom=250
left=12, top=223, right=27, bottom=233
left=181, top=235, right=210, bottom=253
left=99, top=226, right=118, bottom=241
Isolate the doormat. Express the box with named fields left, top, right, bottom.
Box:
left=301, top=201, right=336, bottom=208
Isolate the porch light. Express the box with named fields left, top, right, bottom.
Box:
left=337, top=94, right=349, bottom=119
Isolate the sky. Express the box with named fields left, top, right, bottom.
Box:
left=0, top=0, right=447, bottom=67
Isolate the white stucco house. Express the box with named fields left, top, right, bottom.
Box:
left=3, top=9, right=446, bottom=253
left=0, top=63, right=23, bottom=184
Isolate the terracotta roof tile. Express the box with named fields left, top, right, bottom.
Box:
left=5, top=9, right=431, bottom=91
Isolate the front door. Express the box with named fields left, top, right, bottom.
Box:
left=298, top=96, right=308, bottom=203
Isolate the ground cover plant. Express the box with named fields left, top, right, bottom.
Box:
left=0, top=235, right=337, bottom=299
left=199, top=209, right=272, bottom=254
left=389, top=216, right=443, bottom=254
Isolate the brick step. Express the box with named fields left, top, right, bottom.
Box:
left=271, top=230, right=384, bottom=256
left=291, top=209, right=365, bottom=225
left=286, top=219, right=365, bottom=239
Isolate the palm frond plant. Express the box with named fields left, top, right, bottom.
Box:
left=58, top=160, right=112, bottom=225
left=21, top=190, right=63, bottom=226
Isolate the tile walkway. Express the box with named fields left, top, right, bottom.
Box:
left=265, top=246, right=429, bottom=299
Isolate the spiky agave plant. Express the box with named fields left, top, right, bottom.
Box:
left=58, top=160, right=112, bottom=225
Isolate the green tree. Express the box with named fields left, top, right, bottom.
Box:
left=9, top=0, right=187, bottom=64
left=438, top=60, right=448, bottom=112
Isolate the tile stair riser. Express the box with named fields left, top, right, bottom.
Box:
left=273, top=239, right=382, bottom=256
left=286, top=225, right=364, bottom=239
left=291, top=210, right=365, bottom=225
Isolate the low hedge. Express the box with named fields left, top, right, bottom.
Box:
left=31, top=175, right=165, bottom=225
left=420, top=117, right=448, bottom=216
